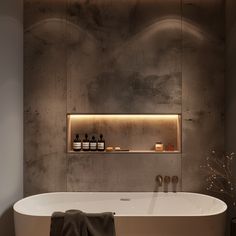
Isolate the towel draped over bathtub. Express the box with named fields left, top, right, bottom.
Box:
left=50, top=210, right=116, bottom=236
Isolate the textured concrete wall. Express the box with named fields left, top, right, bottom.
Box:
left=182, top=0, right=225, bottom=191
left=226, top=0, right=236, bottom=153
left=24, top=0, right=224, bottom=196
left=0, top=0, right=23, bottom=235
left=225, top=0, right=236, bottom=229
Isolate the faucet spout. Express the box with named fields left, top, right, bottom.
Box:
left=156, top=175, right=163, bottom=187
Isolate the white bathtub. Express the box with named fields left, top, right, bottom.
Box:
left=14, top=192, right=227, bottom=236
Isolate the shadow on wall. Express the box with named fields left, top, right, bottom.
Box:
left=0, top=207, right=15, bottom=236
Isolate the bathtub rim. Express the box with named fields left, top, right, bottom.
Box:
left=13, top=191, right=227, bottom=217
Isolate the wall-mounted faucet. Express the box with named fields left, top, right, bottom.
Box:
left=155, top=175, right=179, bottom=192
left=172, top=176, right=179, bottom=184
left=155, top=175, right=163, bottom=186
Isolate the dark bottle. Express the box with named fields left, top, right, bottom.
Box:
left=97, top=134, right=105, bottom=151
left=73, top=134, right=81, bottom=151
left=90, top=136, right=97, bottom=151
left=82, top=133, right=90, bottom=151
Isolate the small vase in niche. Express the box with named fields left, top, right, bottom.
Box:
left=155, top=142, right=164, bottom=152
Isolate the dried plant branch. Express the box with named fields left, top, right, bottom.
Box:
left=201, top=151, right=236, bottom=208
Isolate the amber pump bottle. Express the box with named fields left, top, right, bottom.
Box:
left=82, top=133, right=90, bottom=151
left=73, top=134, right=81, bottom=151
left=90, top=136, right=97, bottom=151
left=97, top=134, right=105, bottom=151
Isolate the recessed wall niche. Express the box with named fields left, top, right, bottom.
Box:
left=67, top=114, right=181, bottom=153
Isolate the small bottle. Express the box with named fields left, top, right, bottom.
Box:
left=90, top=136, right=97, bottom=151
left=82, top=134, right=90, bottom=151
left=73, top=134, right=81, bottom=151
left=97, top=134, right=105, bottom=151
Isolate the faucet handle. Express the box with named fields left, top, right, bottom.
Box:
left=164, top=176, right=171, bottom=184
left=172, top=176, right=179, bottom=184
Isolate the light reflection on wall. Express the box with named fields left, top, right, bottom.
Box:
left=25, top=16, right=212, bottom=43
left=67, top=114, right=181, bottom=152
left=68, top=114, right=180, bottom=120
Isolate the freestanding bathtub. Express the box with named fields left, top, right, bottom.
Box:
left=14, top=192, right=227, bottom=236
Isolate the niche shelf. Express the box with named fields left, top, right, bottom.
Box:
left=67, top=114, right=181, bottom=154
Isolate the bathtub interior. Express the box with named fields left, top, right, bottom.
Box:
left=13, top=192, right=227, bottom=217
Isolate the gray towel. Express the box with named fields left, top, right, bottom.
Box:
left=50, top=210, right=116, bottom=236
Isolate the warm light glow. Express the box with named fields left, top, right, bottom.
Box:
left=67, top=114, right=182, bottom=153
left=68, top=114, right=180, bottom=120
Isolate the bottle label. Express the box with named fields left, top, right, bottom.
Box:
left=98, top=142, right=104, bottom=150
left=90, top=143, right=97, bottom=150
left=83, top=142, right=90, bottom=150
left=73, top=142, right=81, bottom=149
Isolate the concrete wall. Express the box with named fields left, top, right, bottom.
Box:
left=0, top=0, right=23, bottom=235
left=226, top=0, right=236, bottom=153
left=225, top=0, right=236, bottom=228
left=24, top=0, right=224, bottom=195
left=182, top=0, right=225, bottom=191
